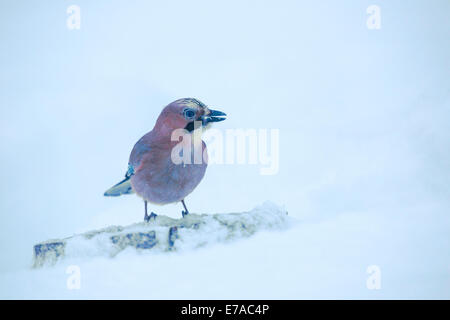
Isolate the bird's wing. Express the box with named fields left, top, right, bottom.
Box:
left=129, top=138, right=152, bottom=170
left=125, top=163, right=135, bottom=178
left=104, top=134, right=151, bottom=197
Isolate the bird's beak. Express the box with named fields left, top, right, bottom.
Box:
left=201, top=108, right=227, bottom=125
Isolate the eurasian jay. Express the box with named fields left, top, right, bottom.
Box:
left=104, top=98, right=226, bottom=220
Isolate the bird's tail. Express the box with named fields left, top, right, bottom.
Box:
left=104, top=177, right=134, bottom=197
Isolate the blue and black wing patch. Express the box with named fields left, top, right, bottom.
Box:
left=104, top=164, right=135, bottom=197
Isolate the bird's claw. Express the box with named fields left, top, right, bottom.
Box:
left=182, top=210, right=189, bottom=218
left=144, top=212, right=158, bottom=222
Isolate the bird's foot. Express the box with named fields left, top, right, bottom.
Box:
left=144, top=212, right=158, bottom=222
left=182, top=210, right=189, bottom=218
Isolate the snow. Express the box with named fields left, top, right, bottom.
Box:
left=1, top=202, right=449, bottom=299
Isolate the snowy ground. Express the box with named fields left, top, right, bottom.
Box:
left=31, top=203, right=291, bottom=268
left=1, top=202, right=449, bottom=299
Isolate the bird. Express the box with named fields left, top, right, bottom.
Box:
left=104, top=98, right=226, bottom=221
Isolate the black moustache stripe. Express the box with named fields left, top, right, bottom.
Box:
left=184, top=121, right=195, bottom=132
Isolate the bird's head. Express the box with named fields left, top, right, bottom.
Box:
left=156, top=98, right=226, bottom=134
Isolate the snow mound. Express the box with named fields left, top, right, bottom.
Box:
left=33, top=202, right=290, bottom=268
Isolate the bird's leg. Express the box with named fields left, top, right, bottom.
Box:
left=181, top=199, right=189, bottom=218
left=144, top=201, right=149, bottom=221
left=144, top=200, right=157, bottom=222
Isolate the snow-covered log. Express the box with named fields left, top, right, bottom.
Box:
left=32, top=202, right=290, bottom=268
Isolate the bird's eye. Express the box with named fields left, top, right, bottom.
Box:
left=183, top=108, right=196, bottom=120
